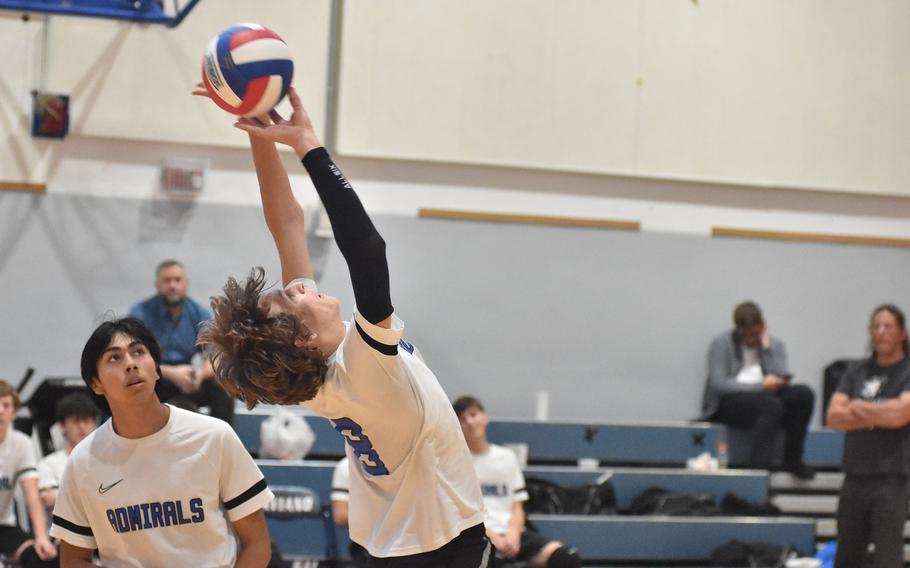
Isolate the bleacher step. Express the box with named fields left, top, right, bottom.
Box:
left=771, top=494, right=838, bottom=515
left=770, top=471, right=843, bottom=492
left=817, top=518, right=910, bottom=540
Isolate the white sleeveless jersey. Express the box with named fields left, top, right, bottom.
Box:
left=0, top=429, right=38, bottom=526
left=50, top=406, right=273, bottom=568
left=304, top=312, right=485, bottom=558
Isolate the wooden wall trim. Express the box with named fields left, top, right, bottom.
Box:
left=713, top=226, right=910, bottom=249
left=0, top=181, right=47, bottom=194
left=418, top=208, right=640, bottom=231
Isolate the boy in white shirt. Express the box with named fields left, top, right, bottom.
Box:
left=37, top=394, right=97, bottom=518
left=455, top=396, right=581, bottom=568
left=0, top=380, right=57, bottom=567
left=49, top=317, right=273, bottom=568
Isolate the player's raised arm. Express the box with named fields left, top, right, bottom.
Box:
left=248, top=133, right=314, bottom=285
left=236, top=87, right=393, bottom=327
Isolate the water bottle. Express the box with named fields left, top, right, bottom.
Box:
left=716, top=441, right=729, bottom=470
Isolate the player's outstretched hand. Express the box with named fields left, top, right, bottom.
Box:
left=232, top=86, right=321, bottom=158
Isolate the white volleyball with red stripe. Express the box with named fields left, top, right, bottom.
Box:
left=202, top=23, right=293, bottom=118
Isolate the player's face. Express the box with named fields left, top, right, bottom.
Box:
left=60, top=415, right=96, bottom=447
left=0, top=395, right=16, bottom=428
left=458, top=406, right=489, bottom=443
left=91, top=333, right=159, bottom=410
left=871, top=310, right=907, bottom=358
left=268, top=281, right=342, bottom=338
left=156, top=265, right=188, bottom=306
left=736, top=323, right=764, bottom=349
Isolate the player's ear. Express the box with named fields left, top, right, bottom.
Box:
left=89, top=377, right=104, bottom=396
left=294, top=334, right=316, bottom=349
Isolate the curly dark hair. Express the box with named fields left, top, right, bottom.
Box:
left=199, top=268, right=328, bottom=409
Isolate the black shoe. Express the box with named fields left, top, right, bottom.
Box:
left=785, top=462, right=816, bottom=480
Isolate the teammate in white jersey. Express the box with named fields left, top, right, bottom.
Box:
left=37, top=394, right=97, bottom=518
left=455, top=396, right=581, bottom=568
left=198, top=86, right=489, bottom=567
left=0, top=381, right=57, bottom=568
left=49, top=317, right=274, bottom=568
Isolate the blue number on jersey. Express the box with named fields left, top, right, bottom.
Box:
left=399, top=338, right=415, bottom=354
left=332, top=417, right=390, bottom=476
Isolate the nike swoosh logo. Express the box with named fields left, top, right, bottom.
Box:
left=98, top=479, right=124, bottom=494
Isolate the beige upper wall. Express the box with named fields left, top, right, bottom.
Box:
left=0, top=13, right=46, bottom=183
left=6, top=0, right=910, bottom=196
left=42, top=0, right=331, bottom=147
left=337, top=0, right=910, bottom=196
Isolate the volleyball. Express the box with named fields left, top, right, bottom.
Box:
left=202, top=23, right=293, bottom=118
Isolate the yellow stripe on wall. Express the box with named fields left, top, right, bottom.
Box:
left=713, top=226, right=910, bottom=249
left=418, top=208, right=640, bottom=231
left=0, top=181, right=47, bottom=194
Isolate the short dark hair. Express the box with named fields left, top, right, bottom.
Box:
left=155, top=259, right=183, bottom=277
left=0, top=380, right=21, bottom=410
left=870, top=303, right=910, bottom=356
left=453, top=395, right=484, bottom=417
left=80, top=317, right=163, bottom=414
left=55, top=393, right=98, bottom=423
left=733, top=301, right=764, bottom=329
left=199, top=268, right=327, bottom=409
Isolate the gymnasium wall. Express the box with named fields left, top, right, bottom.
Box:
left=4, top=1, right=910, bottom=196
left=1, top=188, right=906, bottom=423
left=338, top=0, right=910, bottom=196
left=3, top=1, right=910, bottom=423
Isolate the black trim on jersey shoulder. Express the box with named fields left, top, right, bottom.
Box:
left=53, top=515, right=93, bottom=537
left=355, top=321, right=398, bottom=356
left=224, top=478, right=268, bottom=511
left=332, top=487, right=349, bottom=494
left=13, top=467, right=36, bottom=482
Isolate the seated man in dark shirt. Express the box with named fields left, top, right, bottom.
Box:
left=129, top=259, right=234, bottom=424
left=701, top=301, right=814, bottom=478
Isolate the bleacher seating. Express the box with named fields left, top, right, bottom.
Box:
left=529, top=515, right=815, bottom=562
left=258, top=460, right=351, bottom=558
left=726, top=426, right=843, bottom=468
left=234, top=409, right=844, bottom=468
left=524, top=466, right=769, bottom=508
left=240, top=409, right=836, bottom=564
left=257, top=459, right=814, bottom=563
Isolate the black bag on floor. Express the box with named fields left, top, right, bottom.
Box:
left=710, top=540, right=798, bottom=567
left=524, top=476, right=616, bottom=515
left=720, top=492, right=782, bottom=516
left=624, top=486, right=718, bottom=516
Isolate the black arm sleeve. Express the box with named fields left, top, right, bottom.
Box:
left=302, top=147, right=393, bottom=324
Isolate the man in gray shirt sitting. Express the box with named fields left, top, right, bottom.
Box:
left=701, top=301, right=815, bottom=479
